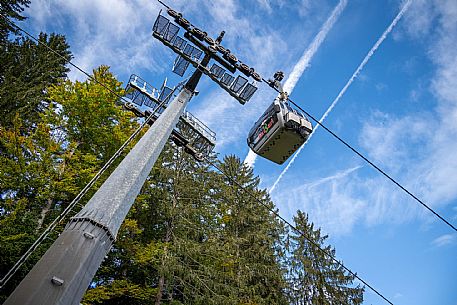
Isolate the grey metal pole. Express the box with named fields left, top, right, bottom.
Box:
left=4, top=87, right=194, bottom=305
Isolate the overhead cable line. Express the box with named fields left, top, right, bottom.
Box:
left=153, top=0, right=456, bottom=231
left=256, top=0, right=456, bottom=232
left=262, top=79, right=457, bottom=233
left=169, top=24, right=457, bottom=232
left=0, top=15, right=180, bottom=288
left=206, top=157, right=394, bottom=305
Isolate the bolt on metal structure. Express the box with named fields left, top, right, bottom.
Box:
left=4, top=6, right=260, bottom=305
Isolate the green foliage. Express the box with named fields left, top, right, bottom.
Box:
left=214, top=156, right=288, bottom=305
left=285, top=211, right=364, bottom=304
left=0, top=0, right=30, bottom=42
left=0, top=32, right=72, bottom=127
left=47, top=65, right=136, bottom=161
left=83, top=145, right=289, bottom=304
left=0, top=66, right=138, bottom=302
left=82, top=279, right=158, bottom=305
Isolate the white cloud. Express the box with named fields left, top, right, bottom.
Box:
left=351, top=0, right=457, bottom=229
left=273, top=162, right=431, bottom=237
left=28, top=0, right=52, bottom=28
left=402, top=0, right=437, bottom=39
left=27, top=0, right=163, bottom=80
left=393, top=292, right=403, bottom=299
left=193, top=90, right=253, bottom=148
left=298, top=0, right=330, bottom=19
left=359, top=111, right=434, bottom=173
left=431, top=234, right=456, bottom=247
left=375, top=82, right=387, bottom=91
left=273, top=166, right=367, bottom=236
left=370, top=1, right=457, bottom=206
left=255, top=0, right=273, bottom=14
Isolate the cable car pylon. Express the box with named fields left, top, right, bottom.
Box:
left=4, top=5, right=261, bottom=304
left=3, top=72, right=199, bottom=305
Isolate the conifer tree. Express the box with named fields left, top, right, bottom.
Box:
left=82, top=151, right=289, bottom=305
left=215, top=155, right=288, bottom=305
left=83, top=143, right=236, bottom=305
left=0, top=0, right=30, bottom=42
left=286, top=211, right=364, bottom=304
left=0, top=33, right=72, bottom=127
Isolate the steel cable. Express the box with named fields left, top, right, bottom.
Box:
left=262, top=79, right=457, bottom=233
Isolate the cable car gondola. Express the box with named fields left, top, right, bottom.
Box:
left=247, top=72, right=312, bottom=164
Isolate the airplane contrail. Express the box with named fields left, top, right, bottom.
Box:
left=243, top=0, right=348, bottom=168
left=269, top=0, right=413, bottom=194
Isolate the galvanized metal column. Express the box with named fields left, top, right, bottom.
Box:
left=4, top=88, right=193, bottom=305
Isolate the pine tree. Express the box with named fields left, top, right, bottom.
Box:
left=1, top=0, right=71, bottom=128
left=0, top=0, right=30, bottom=42
left=150, top=147, right=231, bottom=305
left=0, top=33, right=72, bottom=127
left=286, top=211, right=364, bottom=304
left=215, top=155, right=288, bottom=305
left=82, top=142, right=236, bottom=305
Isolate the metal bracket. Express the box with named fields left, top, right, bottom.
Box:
left=123, top=104, right=212, bottom=162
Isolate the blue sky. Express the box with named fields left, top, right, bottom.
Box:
left=23, top=0, right=457, bottom=304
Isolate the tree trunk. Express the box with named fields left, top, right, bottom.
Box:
left=35, top=144, right=78, bottom=232
left=155, top=151, right=182, bottom=304
left=36, top=198, right=52, bottom=232
left=155, top=195, right=177, bottom=305
left=155, top=218, right=173, bottom=305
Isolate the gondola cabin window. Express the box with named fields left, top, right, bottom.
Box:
left=251, top=113, right=278, bottom=146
